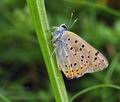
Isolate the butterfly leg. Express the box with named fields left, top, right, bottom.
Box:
left=50, top=48, right=57, bottom=57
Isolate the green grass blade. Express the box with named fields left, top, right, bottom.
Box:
left=0, top=94, right=10, bottom=102
left=105, top=54, right=120, bottom=82
left=26, top=0, right=69, bottom=102
left=70, top=84, right=120, bottom=102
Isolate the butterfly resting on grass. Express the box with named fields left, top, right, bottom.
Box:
left=52, top=24, right=108, bottom=79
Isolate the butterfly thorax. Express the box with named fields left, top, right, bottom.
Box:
left=52, top=24, right=68, bottom=45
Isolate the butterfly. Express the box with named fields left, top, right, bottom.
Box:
left=52, top=24, right=108, bottom=79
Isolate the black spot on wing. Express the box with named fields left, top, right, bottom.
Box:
left=81, top=44, right=85, bottom=48
left=68, top=38, right=70, bottom=41
left=94, top=57, right=97, bottom=60
left=80, top=48, right=82, bottom=51
left=70, top=47, right=73, bottom=50
left=88, top=56, right=90, bottom=58
left=95, top=51, right=99, bottom=56
left=81, top=55, right=84, bottom=58
left=75, top=40, right=78, bottom=43
left=74, top=63, right=77, bottom=66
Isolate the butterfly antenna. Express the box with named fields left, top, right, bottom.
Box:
left=68, top=13, right=73, bottom=27
left=69, top=18, right=78, bottom=28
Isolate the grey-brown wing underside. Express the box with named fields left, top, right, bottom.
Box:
left=55, top=31, right=108, bottom=79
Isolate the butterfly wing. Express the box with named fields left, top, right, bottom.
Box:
left=55, top=31, right=108, bottom=79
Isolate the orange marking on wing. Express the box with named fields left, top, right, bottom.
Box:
left=65, top=69, right=75, bottom=79
left=74, top=67, right=87, bottom=78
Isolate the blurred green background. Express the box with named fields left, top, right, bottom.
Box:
left=0, top=0, right=120, bottom=102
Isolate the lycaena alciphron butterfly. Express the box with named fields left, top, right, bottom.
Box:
left=52, top=20, right=108, bottom=79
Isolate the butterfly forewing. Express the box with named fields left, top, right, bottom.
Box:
left=58, top=31, right=108, bottom=79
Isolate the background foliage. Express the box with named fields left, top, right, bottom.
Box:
left=0, top=0, right=120, bottom=102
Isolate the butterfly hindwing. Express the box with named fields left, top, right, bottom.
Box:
left=57, top=31, right=108, bottom=79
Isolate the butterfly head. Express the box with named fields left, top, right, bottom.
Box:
left=54, top=24, right=68, bottom=34
left=52, top=24, right=68, bottom=43
left=60, top=24, right=68, bottom=30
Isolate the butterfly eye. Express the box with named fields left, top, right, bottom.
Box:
left=61, top=24, right=67, bottom=29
